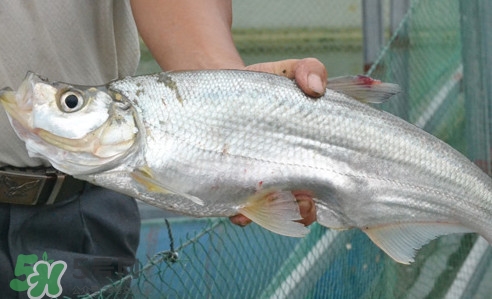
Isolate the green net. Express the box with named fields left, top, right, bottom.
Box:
left=85, top=0, right=492, bottom=298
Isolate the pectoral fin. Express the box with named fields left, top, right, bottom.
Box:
left=327, top=75, right=401, bottom=104
left=363, top=222, right=472, bottom=264
left=238, top=189, right=309, bottom=237
left=131, top=166, right=204, bottom=206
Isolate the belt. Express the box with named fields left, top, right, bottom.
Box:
left=0, top=167, right=86, bottom=205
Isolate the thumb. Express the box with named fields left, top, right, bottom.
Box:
left=245, top=58, right=328, bottom=97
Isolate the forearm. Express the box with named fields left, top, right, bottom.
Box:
left=131, top=0, right=244, bottom=70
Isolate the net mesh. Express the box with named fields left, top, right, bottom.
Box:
left=85, top=0, right=492, bottom=298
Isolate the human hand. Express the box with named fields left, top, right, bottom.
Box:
left=244, top=58, right=328, bottom=97
left=229, top=58, right=326, bottom=228
left=229, top=191, right=317, bottom=227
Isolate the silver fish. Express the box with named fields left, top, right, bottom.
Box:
left=1, top=70, right=491, bottom=264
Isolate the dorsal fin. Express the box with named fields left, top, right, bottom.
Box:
left=327, top=75, right=401, bottom=104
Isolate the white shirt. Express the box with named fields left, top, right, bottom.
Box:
left=0, top=0, right=140, bottom=167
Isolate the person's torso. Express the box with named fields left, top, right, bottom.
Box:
left=0, top=0, right=140, bottom=167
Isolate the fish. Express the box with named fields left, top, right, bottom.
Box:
left=1, top=70, right=491, bottom=264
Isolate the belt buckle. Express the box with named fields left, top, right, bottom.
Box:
left=0, top=168, right=65, bottom=205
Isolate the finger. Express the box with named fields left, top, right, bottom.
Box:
left=293, top=58, right=328, bottom=97
left=245, top=59, right=299, bottom=78
left=229, top=214, right=252, bottom=227
left=230, top=190, right=317, bottom=227
left=245, top=58, right=328, bottom=97
left=292, top=190, right=317, bottom=226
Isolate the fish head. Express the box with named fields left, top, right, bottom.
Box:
left=0, top=72, right=138, bottom=175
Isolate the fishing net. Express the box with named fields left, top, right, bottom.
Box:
left=84, top=0, right=491, bottom=298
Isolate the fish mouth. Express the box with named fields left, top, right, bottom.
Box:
left=0, top=86, right=32, bottom=131
left=0, top=72, right=42, bottom=130
left=0, top=87, right=15, bottom=105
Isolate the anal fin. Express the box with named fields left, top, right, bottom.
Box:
left=131, top=166, right=204, bottom=206
left=363, top=222, right=472, bottom=264
left=239, top=189, right=309, bottom=237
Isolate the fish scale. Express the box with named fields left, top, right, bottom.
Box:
left=1, top=70, right=492, bottom=264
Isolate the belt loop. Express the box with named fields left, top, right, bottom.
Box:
left=45, top=170, right=66, bottom=205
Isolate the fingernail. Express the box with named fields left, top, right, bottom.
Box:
left=308, top=73, right=324, bottom=96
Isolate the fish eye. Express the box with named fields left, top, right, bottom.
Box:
left=60, top=91, right=84, bottom=112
